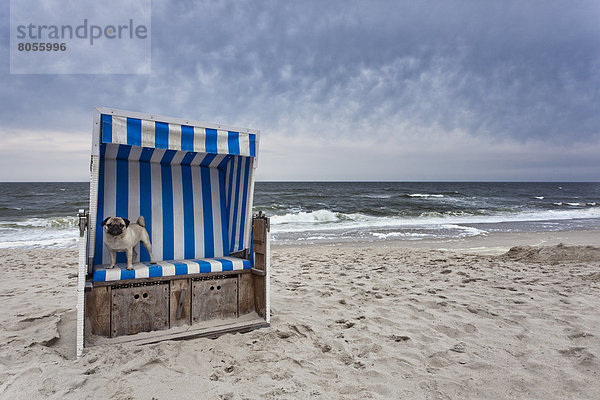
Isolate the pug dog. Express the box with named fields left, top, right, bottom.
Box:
left=101, top=216, right=156, bottom=270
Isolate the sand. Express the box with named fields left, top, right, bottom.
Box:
left=0, top=230, right=599, bottom=399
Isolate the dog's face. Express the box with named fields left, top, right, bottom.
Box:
left=101, top=217, right=130, bottom=236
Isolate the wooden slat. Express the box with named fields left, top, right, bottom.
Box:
left=251, top=215, right=268, bottom=319
left=253, top=275, right=266, bottom=319
left=192, top=277, right=238, bottom=322
left=85, top=285, right=111, bottom=338
left=253, top=218, right=265, bottom=243
left=92, top=313, right=268, bottom=346
left=111, top=284, right=169, bottom=337
left=252, top=242, right=264, bottom=253
left=238, top=273, right=255, bottom=315
left=170, top=279, right=191, bottom=328
left=254, top=253, right=265, bottom=270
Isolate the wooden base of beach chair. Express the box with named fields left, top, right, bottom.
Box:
left=85, top=270, right=267, bottom=343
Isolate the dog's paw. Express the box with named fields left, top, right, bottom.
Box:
left=150, top=261, right=157, bottom=264
left=126, top=266, right=134, bottom=271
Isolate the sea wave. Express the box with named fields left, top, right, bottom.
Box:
left=270, top=209, right=352, bottom=224
left=269, top=206, right=600, bottom=234
left=0, top=216, right=79, bottom=249
left=0, top=216, right=78, bottom=229
left=358, top=194, right=393, bottom=199
left=2, top=202, right=598, bottom=248
left=0, top=206, right=24, bottom=211
left=407, top=193, right=444, bottom=198
left=440, top=224, right=488, bottom=237
left=370, top=231, right=432, bottom=240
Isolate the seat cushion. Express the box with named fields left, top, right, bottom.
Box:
left=93, top=256, right=251, bottom=282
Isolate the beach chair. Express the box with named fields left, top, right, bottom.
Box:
left=76, top=108, right=270, bottom=357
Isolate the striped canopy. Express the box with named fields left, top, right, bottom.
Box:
left=90, top=109, right=258, bottom=268
left=100, top=114, right=256, bottom=157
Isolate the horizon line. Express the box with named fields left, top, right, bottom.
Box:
left=1, top=180, right=599, bottom=184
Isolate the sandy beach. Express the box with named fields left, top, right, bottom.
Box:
left=0, top=230, right=599, bottom=399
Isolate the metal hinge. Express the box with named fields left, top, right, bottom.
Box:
left=78, top=209, right=88, bottom=237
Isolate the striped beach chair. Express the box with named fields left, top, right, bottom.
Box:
left=76, top=108, right=270, bottom=357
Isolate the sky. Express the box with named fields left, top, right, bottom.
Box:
left=0, top=0, right=599, bottom=182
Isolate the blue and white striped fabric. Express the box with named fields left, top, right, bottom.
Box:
left=101, top=114, right=256, bottom=157
left=92, top=113, right=256, bottom=271
left=93, top=257, right=251, bottom=282
left=225, top=156, right=253, bottom=254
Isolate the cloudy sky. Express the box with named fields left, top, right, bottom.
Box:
left=1, top=0, right=599, bottom=181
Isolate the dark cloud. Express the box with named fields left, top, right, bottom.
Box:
left=1, top=0, right=599, bottom=180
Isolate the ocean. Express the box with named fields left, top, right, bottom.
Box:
left=0, top=182, right=599, bottom=249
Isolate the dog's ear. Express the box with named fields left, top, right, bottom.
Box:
left=101, top=217, right=110, bottom=227
left=123, top=218, right=130, bottom=227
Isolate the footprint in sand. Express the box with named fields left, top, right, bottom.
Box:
left=567, top=332, right=594, bottom=340
left=558, top=347, right=598, bottom=367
